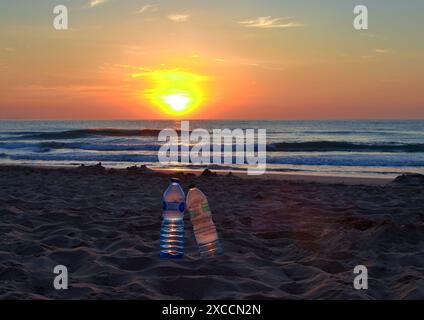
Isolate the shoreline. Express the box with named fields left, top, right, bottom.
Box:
left=155, top=168, right=393, bottom=185
left=0, top=164, right=394, bottom=185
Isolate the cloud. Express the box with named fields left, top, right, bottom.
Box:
left=375, top=48, right=391, bottom=54
left=239, top=16, right=303, bottom=29
left=88, top=0, right=108, bottom=8
left=360, top=33, right=388, bottom=41
left=168, top=13, right=190, bottom=23
left=137, top=4, right=158, bottom=14
left=215, top=57, right=284, bottom=71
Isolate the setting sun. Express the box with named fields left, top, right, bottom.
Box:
left=133, top=69, right=208, bottom=116
left=163, top=94, right=192, bottom=112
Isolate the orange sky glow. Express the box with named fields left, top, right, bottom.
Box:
left=0, top=1, right=423, bottom=119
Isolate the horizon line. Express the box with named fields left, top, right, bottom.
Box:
left=0, top=118, right=423, bottom=122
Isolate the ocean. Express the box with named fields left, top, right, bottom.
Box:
left=0, top=120, right=423, bottom=178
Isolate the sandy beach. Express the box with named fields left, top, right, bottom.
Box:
left=0, top=165, right=423, bottom=300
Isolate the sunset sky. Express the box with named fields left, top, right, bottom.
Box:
left=0, top=0, right=423, bottom=119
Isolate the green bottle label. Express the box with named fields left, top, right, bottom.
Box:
left=201, top=202, right=211, bottom=214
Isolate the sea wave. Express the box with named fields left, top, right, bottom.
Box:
left=268, top=141, right=424, bottom=153
left=38, top=142, right=161, bottom=152
left=288, top=130, right=423, bottom=135
left=0, top=141, right=160, bottom=152
left=1, top=140, right=424, bottom=154
left=267, top=154, right=424, bottom=167
left=0, top=153, right=158, bottom=163
left=1, top=152, right=423, bottom=167
left=8, top=128, right=167, bottom=140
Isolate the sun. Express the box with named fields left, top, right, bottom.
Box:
left=135, top=69, right=208, bottom=116
left=163, top=94, right=192, bottom=112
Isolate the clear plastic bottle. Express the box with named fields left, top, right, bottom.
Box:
left=160, top=178, right=185, bottom=259
left=186, top=185, right=222, bottom=258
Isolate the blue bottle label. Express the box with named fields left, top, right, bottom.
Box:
left=163, top=201, right=185, bottom=213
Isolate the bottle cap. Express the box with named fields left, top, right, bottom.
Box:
left=171, top=178, right=180, bottom=183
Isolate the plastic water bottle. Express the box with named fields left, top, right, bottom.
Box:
left=186, top=185, right=222, bottom=258
left=160, top=178, right=185, bottom=259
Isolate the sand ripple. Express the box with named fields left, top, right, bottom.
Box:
left=0, top=166, right=423, bottom=299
